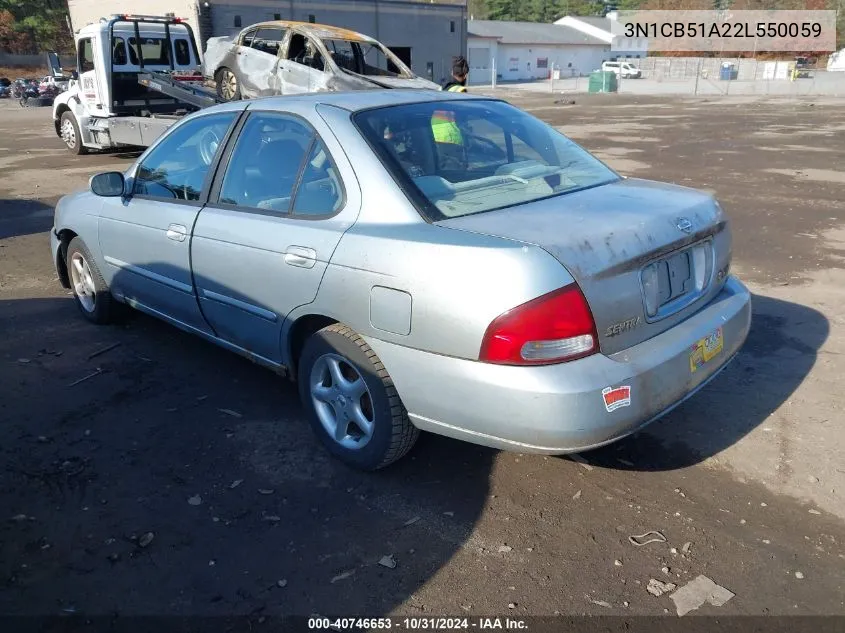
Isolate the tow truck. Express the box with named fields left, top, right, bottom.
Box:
left=52, top=14, right=222, bottom=154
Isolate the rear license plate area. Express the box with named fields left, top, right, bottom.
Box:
left=641, top=240, right=712, bottom=322
left=657, top=250, right=692, bottom=306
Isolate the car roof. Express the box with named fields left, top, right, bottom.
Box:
left=215, top=89, right=495, bottom=114
left=245, top=20, right=375, bottom=43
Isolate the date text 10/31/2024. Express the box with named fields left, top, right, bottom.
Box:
left=308, top=617, right=528, bottom=630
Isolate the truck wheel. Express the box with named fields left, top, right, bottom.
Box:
left=215, top=68, right=241, bottom=101
left=60, top=111, right=87, bottom=155
left=298, top=324, right=419, bottom=471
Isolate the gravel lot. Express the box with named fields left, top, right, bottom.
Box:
left=1, top=94, right=843, bottom=623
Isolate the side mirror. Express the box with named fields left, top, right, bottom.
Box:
left=90, top=172, right=125, bottom=197
left=71, top=70, right=79, bottom=80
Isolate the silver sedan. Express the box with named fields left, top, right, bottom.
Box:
left=50, top=90, right=751, bottom=470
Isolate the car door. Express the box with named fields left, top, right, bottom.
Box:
left=76, top=35, right=104, bottom=111
left=237, top=27, right=286, bottom=98
left=276, top=31, right=329, bottom=94
left=190, top=109, right=357, bottom=364
left=98, top=111, right=240, bottom=334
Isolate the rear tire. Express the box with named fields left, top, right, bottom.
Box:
left=66, top=237, right=117, bottom=324
left=215, top=67, right=241, bottom=102
left=60, top=111, right=87, bottom=155
left=297, top=324, right=419, bottom=470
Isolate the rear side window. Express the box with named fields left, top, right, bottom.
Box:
left=219, top=113, right=312, bottom=212
left=241, top=28, right=257, bottom=47
left=218, top=112, right=343, bottom=217
left=174, top=39, right=191, bottom=65
left=252, top=28, right=285, bottom=56
left=134, top=112, right=237, bottom=201
left=292, top=141, right=343, bottom=216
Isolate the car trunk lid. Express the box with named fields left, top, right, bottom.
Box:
left=437, top=178, right=733, bottom=355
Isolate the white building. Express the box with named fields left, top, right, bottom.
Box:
left=466, top=19, right=611, bottom=85
left=555, top=11, right=648, bottom=59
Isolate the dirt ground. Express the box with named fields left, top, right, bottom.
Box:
left=0, top=95, right=843, bottom=624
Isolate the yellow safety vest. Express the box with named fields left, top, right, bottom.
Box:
left=431, top=84, right=466, bottom=144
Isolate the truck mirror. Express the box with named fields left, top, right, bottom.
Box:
left=71, top=70, right=79, bottom=80
left=90, top=172, right=126, bottom=197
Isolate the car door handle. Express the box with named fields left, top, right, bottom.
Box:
left=284, top=246, right=317, bottom=269
left=166, top=224, right=187, bottom=242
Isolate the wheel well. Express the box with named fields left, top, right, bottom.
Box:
left=287, top=314, right=338, bottom=379
left=56, top=229, right=77, bottom=289
left=54, top=104, right=70, bottom=136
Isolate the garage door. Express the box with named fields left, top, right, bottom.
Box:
left=468, top=46, right=491, bottom=85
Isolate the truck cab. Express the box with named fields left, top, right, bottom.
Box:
left=53, top=14, right=203, bottom=154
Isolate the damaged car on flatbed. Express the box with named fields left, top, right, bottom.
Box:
left=203, top=20, right=440, bottom=100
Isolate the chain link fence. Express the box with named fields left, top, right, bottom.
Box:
left=490, top=56, right=845, bottom=98
left=611, top=56, right=845, bottom=96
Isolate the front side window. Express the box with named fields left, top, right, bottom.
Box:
left=219, top=112, right=342, bottom=217
left=134, top=112, right=237, bottom=201
left=78, top=38, right=95, bottom=73
left=112, top=37, right=127, bottom=65
left=323, top=38, right=357, bottom=73
left=354, top=100, right=618, bottom=220
left=322, top=39, right=409, bottom=78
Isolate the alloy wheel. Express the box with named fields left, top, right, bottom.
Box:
left=69, top=251, right=96, bottom=313
left=309, top=353, right=376, bottom=450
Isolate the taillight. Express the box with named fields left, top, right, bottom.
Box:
left=479, top=284, right=598, bottom=365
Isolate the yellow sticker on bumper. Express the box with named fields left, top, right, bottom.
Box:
left=690, top=327, right=724, bottom=373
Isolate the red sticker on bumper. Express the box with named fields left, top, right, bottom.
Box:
left=602, top=386, right=631, bottom=412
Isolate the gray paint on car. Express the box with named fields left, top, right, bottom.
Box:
left=52, top=89, right=752, bottom=459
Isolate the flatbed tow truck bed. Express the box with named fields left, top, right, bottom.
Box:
left=105, top=71, right=223, bottom=147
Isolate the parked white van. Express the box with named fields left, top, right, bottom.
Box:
left=601, top=61, right=641, bottom=78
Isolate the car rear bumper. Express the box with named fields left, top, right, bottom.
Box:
left=364, top=276, right=751, bottom=454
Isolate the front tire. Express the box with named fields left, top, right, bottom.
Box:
left=66, top=237, right=117, bottom=324
left=298, top=324, right=419, bottom=470
left=60, top=111, right=87, bottom=155
left=215, top=67, right=241, bottom=102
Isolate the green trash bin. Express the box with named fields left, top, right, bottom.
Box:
left=588, top=70, right=618, bottom=93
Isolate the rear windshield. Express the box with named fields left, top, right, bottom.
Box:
left=353, top=100, right=619, bottom=220
left=125, top=36, right=191, bottom=66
